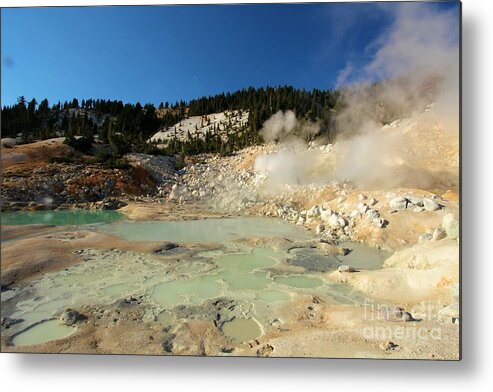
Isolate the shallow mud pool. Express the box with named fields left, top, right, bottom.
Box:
left=11, top=319, right=76, bottom=347
left=99, top=217, right=311, bottom=243
left=2, top=213, right=388, bottom=348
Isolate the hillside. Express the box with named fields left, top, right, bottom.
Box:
left=150, top=110, right=249, bottom=144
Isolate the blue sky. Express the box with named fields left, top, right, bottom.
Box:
left=1, top=2, right=459, bottom=107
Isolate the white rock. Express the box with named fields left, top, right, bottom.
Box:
left=306, top=206, right=320, bottom=218
left=338, top=265, right=356, bottom=273
left=438, top=304, right=459, bottom=323
left=350, top=209, right=361, bottom=219
left=366, top=209, right=380, bottom=221
left=442, top=213, right=459, bottom=239
left=423, top=198, right=440, bottom=211
left=320, top=209, right=332, bottom=223
left=374, top=218, right=384, bottom=228
left=406, top=195, right=424, bottom=207
left=315, top=223, right=325, bottom=235
left=329, top=214, right=341, bottom=228
left=389, top=197, right=408, bottom=211
left=337, top=216, right=348, bottom=228
left=358, top=194, right=367, bottom=201
left=357, top=203, right=368, bottom=213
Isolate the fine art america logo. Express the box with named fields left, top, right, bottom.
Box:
left=362, top=300, right=444, bottom=341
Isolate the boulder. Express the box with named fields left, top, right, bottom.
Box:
left=442, top=213, right=459, bottom=239
left=337, top=216, right=347, bottom=228
left=1, top=317, right=23, bottom=328
left=1, top=138, right=17, bottom=148
left=438, top=303, right=459, bottom=324
left=350, top=209, right=361, bottom=219
left=372, top=218, right=385, bottom=229
left=423, top=198, right=441, bottom=211
left=338, top=265, right=356, bottom=273
left=419, top=232, right=433, bottom=243
left=366, top=209, right=380, bottom=221
left=389, top=197, right=408, bottom=211
left=320, top=209, right=332, bottom=223
left=306, top=206, right=320, bottom=218
left=315, top=223, right=325, bottom=235
left=406, top=195, right=424, bottom=207
left=432, top=228, right=447, bottom=241
left=328, top=214, right=341, bottom=228
left=357, top=203, right=368, bottom=213
left=60, top=309, right=86, bottom=326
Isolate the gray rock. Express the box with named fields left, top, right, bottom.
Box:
left=60, top=309, right=86, bottom=326
left=1, top=317, right=23, bottom=328
left=380, top=341, right=398, bottom=351
left=338, top=265, right=356, bottom=273
left=419, top=232, right=433, bottom=243
left=306, top=206, right=320, bottom=218
left=380, top=306, right=404, bottom=321
left=432, top=227, right=447, bottom=241
left=401, top=311, right=415, bottom=321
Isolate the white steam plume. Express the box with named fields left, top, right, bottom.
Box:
left=260, top=110, right=299, bottom=142
left=333, top=3, right=460, bottom=189
left=254, top=4, right=459, bottom=192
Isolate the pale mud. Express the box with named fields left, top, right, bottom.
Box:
left=118, top=201, right=232, bottom=221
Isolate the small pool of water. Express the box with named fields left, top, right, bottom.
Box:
left=151, top=275, right=224, bottom=308
left=221, top=318, right=263, bottom=342
left=337, top=241, right=391, bottom=270
left=1, top=210, right=124, bottom=226
left=273, top=275, right=324, bottom=288
left=256, top=290, right=292, bottom=302
left=100, top=217, right=311, bottom=243
left=11, top=319, right=76, bottom=346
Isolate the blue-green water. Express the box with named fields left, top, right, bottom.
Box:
left=1, top=210, right=124, bottom=226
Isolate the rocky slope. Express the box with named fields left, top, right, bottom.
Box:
left=150, top=110, right=249, bottom=144
left=0, top=138, right=174, bottom=211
